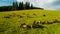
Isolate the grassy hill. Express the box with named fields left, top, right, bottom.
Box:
left=0, top=9, right=60, bottom=34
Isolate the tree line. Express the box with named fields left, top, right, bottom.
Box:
left=0, top=2, right=44, bottom=11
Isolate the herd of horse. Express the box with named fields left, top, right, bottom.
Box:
left=20, top=19, right=58, bottom=29
left=3, top=13, right=59, bottom=29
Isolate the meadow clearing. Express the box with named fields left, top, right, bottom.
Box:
left=0, top=9, right=60, bottom=34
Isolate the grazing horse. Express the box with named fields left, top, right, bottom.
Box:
left=32, top=21, right=45, bottom=29
left=33, top=13, right=36, bottom=16
left=51, top=19, right=58, bottom=23
left=38, top=21, right=42, bottom=24
left=20, top=23, right=32, bottom=29
left=4, top=16, right=10, bottom=18
left=42, top=20, right=49, bottom=24
left=19, top=15, right=24, bottom=18
left=43, top=14, right=46, bottom=17
left=32, top=23, right=45, bottom=29
left=20, top=21, right=45, bottom=29
left=20, top=23, right=27, bottom=28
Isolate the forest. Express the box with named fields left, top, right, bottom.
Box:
left=0, top=2, right=44, bottom=11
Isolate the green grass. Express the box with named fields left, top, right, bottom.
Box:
left=0, top=9, right=60, bottom=34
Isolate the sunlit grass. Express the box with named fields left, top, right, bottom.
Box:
left=0, top=9, right=60, bottom=34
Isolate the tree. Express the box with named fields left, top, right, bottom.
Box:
left=12, top=2, right=18, bottom=10
left=19, top=2, right=24, bottom=10
left=31, top=4, right=33, bottom=9
left=25, top=2, right=30, bottom=9
left=15, top=2, right=18, bottom=10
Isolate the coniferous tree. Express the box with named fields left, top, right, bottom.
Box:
left=25, top=2, right=30, bottom=9
left=19, top=2, right=24, bottom=10
left=19, top=2, right=21, bottom=10
left=21, top=2, right=24, bottom=9
left=15, top=2, right=18, bottom=10
left=31, top=4, right=33, bottom=9
left=12, top=2, right=15, bottom=10
left=12, top=2, right=18, bottom=10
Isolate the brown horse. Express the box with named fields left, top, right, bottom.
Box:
left=42, top=20, right=49, bottom=24
left=51, top=19, right=58, bottom=23
left=20, top=23, right=27, bottom=28
left=32, top=20, right=45, bottom=29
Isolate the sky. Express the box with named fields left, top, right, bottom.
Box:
left=0, top=0, right=60, bottom=10
left=0, top=0, right=16, bottom=6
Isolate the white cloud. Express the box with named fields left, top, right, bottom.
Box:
left=17, top=0, right=24, bottom=2
left=45, top=5, right=60, bottom=10
left=16, top=0, right=57, bottom=10
left=26, top=0, right=55, bottom=8
left=46, top=0, right=55, bottom=3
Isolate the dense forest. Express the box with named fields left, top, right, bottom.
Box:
left=0, top=2, right=44, bottom=11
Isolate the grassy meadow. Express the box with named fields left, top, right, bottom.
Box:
left=0, top=9, right=60, bottom=34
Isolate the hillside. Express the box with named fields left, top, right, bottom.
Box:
left=0, top=9, right=60, bottom=34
